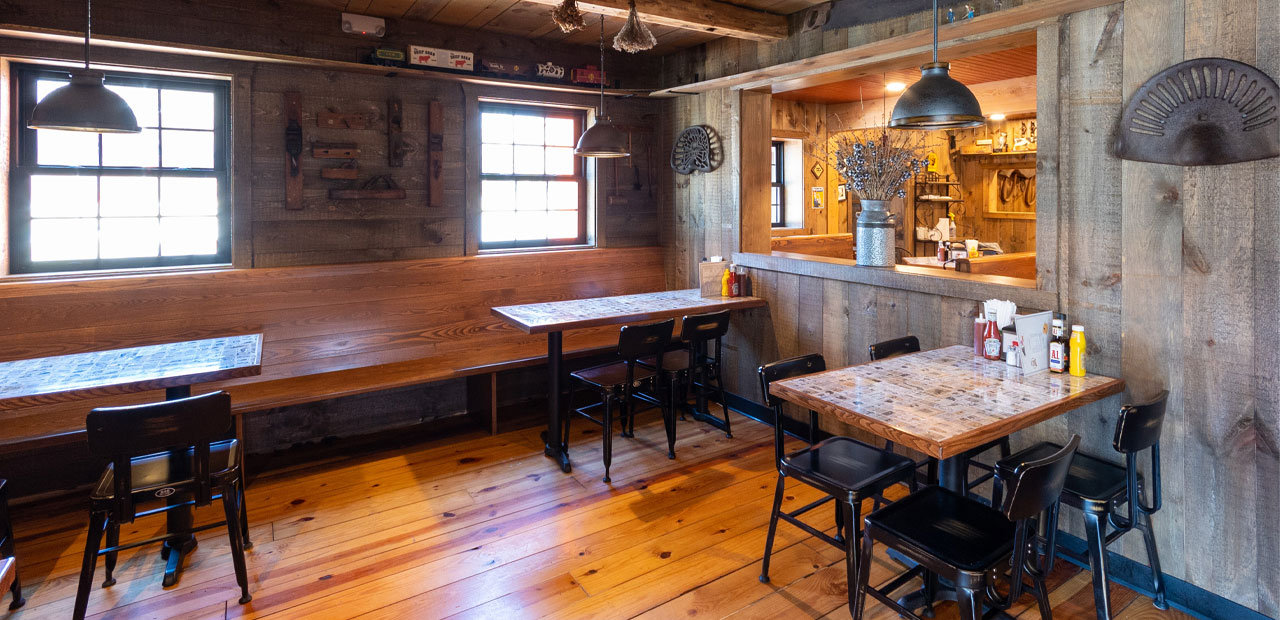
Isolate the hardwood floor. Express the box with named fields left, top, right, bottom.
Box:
left=5, top=413, right=1192, bottom=619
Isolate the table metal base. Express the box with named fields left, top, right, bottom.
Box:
left=542, top=332, right=572, bottom=473
left=887, top=454, right=971, bottom=614
left=161, top=385, right=197, bottom=587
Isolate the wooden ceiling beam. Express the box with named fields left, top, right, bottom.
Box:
left=520, top=0, right=789, bottom=42
left=653, top=0, right=1119, bottom=95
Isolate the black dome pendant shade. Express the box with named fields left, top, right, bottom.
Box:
left=575, top=15, right=631, bottom=158
left=889, top=0, right=984, bottom=130
left=27, top=0, right=141, bottom=134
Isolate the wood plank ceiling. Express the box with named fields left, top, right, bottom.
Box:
left=772, top=45, right=1038, bottom=104
left=291, top=0, right=827, bottom=53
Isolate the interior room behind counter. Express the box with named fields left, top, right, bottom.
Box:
left=768, top=44, right=1038, bottom=283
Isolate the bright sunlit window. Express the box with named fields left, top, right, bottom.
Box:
left=479, top=102, right=588, bottom=250
left=10, top=65, right=230, bottom=274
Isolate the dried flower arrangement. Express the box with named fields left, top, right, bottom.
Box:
left=832, top=129, right=927, bottom=201
left=613, top=0, right=657, bottom=53
left=551, top=0, right=586, bottom=33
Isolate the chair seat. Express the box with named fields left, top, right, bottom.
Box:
left=997, top=442, right=1129, bottom=504
left=866, top=485, right=1015, bottom=571
left=639, top=350, right=691, bottom=372
left=91, top=439, right=240, bottom=500
left=782, top=437, right=916, bottom=498
left=570, top=361, right=656, bottom=389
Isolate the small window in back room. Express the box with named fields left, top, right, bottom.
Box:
left=478, top=102, right=589, bottom=250
left=10, top=65, right=231, bottom=274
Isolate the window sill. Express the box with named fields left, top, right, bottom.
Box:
left=770, top=227, right=807, bottom=237
left=733, top=251, right=1055, bottom=310
left=0, top=263, right=234, bottom=285
left=475, top=244, right=597, bottom=257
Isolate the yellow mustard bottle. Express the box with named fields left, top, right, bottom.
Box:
left=721, top=267, right=732, bottom=297
left=1068, top=325, right=1086, bottom=376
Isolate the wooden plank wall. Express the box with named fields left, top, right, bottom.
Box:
left=664, top=1, right=1279, bottom=615
left=770, top=99, right=834, bottom=234
left=2, top=0, right=664, bottom=268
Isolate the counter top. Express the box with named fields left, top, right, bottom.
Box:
left=734, top=251, right=1056, bottom=310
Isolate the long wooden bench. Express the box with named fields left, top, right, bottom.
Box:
left=0, top=247, right=665, bottom=452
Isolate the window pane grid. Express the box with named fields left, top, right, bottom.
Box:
left=13, top=66, right=230, bottom=273
left=771, top=141, right=786, bottom=227
left=479, top=103, right=586, bottom=250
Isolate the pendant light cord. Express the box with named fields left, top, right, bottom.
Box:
left=84, top=0, right=92, bottom=69
left=598, top=14, right=606, bottom=118
left=932, top=0, right=938, bottom=63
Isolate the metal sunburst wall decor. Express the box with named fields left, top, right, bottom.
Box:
left=670, top=125, right=720, bottom=174
left=1114, top=57, right=1279, bottom=166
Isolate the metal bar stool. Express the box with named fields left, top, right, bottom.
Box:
left=853, top=437, right=1080, bottom=620
left=660, top=310, right=734, bottom=437
left=995, top=392, right=1169, bottom=620
left=73, top=392, right=252, bottom=620
left=869, top=336, right=1010, bottom=492
left=0, top=479, right=24, bottom=610
left=757, top=354, right=917, bottom=603
left=566, top=319, right=675, bottom=483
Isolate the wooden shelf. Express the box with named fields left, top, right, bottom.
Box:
left=917, top=196, right=963, bottom=202
left=957, top=150, right=1038, bottom=157
left=0, top=23, right=649, bottom=98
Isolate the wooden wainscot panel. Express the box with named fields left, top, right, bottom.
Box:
left=770, top=234, right=854, bottom=260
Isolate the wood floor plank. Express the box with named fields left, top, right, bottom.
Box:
left=7, top=413, right=1186, bottom=620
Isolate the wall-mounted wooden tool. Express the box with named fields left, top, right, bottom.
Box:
left=320, top=161, right=359, bottom=180
left=284, top=91, right=303, bottom=211
left=329, top=174, right=406, bottom=200
left=428, top=100, right=443, bottom=207
left=312, top=142, right=360, bottom=158
left=388, top=98, right=410, bottom=167
left=317, top=111, right=369, bottom=129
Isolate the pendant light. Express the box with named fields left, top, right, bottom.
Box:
left=575, top=15, right=631, bottom=158
left=888, top=0, right=983, bottom=130
left=28, top=0, right=140, bottom=133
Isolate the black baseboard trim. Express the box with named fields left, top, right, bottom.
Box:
left=720, top=390, right=1272, bottom=620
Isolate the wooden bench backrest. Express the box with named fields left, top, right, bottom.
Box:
left=0, top=247, right=664, bottom=446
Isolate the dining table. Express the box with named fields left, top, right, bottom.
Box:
left=767, top=344, right=1124, bottom=609
left=492, top=289, right=766, bottom=473
left=0, top=334, right=263, bottom=586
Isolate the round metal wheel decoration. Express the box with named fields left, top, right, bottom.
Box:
left=671, top=125, right=718, bottom=174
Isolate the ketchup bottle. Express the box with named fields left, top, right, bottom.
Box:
left=982, top=309, right=1002, bottom=360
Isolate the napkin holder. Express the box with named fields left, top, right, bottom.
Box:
left=699, top=260, right=729, bottom=298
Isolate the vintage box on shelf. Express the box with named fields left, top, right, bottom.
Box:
left=408, top=45, right=474, bottom=71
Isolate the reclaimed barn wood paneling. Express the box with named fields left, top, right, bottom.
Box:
left=664, top=1, right=1280, bottom=614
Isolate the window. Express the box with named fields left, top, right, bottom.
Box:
left=479, top=102, right=587, bottom=250
left=770, top=141, right=785, bottom=227
left=10, top=66, right=230, bottom=274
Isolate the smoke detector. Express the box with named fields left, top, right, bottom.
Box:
left=342, top=13, right=386, bottom=37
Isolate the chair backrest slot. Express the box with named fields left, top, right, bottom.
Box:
left=868, top=336, right=921, bottom=361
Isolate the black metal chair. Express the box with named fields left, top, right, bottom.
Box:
left=757, top=354, right=917, bottom=595
left=854, top=436, right=1080, bottom=620
left=73, top=392, right=252, bottom=620
left=995, top=392, right=1169, bottom=620
left=645, top=310, right=733, bottom=437
left=567, top=319, right=675, bottom=483
left=868, top=336, right=1010, bottom=492
left=0, top=479, right=25, bottom=610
